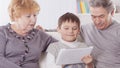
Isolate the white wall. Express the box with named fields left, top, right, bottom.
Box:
left=37, top=0, right=76, bottom=29
left=0, top=0, right=11, bottom=26
left=0, top=0, right=76, bottom=29
left=0, top=0, right=119, bottom=29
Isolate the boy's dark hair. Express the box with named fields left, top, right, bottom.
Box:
left=58, top=12, right=80, bottom=28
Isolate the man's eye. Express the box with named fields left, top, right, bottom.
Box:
left=92, top=16, right=96, bottom=19
left=99, top=15, right=104, bottom=18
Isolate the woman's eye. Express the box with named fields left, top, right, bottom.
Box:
left=27, top=15, right=31, bottom=18
left=34, top=14, right=37, bottom=17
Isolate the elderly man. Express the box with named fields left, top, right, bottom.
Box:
left=81, top=0, right=120, bottom=68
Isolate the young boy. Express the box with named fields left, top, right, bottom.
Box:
left=41, top=12, right=93, bottom=68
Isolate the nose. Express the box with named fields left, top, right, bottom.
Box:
left=31, top=15, right=36, bottom=24
left=68, top=28, right=73, bottom=33
left=94, top=17, right=101, bottom=24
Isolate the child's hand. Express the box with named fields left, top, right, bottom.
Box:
left=81, top=55, right=93, bottom=64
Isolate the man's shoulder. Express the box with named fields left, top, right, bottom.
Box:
left=108, top=20, right=120, bottom=31
left=81, top=23, right=94, bottom=30
left=81, top=23, right=95, bottom=34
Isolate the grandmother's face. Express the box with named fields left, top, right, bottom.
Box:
left=15, top=13, right=38, bottom=32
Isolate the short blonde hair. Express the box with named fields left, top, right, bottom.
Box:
left=8, top=0, right=40, bottom=21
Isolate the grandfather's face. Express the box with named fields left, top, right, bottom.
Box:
left=15, top=13, right=38, bottom=32
left=90, top=7, right=113, bottom=30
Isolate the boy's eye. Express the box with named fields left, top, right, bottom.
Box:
left=72, top=27, right=78, bottom=30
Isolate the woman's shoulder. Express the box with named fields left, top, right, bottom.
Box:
left=0, top=24, right=10, bottom=42
left=34, top=29, right=57, bottom=44
left=0, top=24, right=8, bottom=31
left=33, top=29, right=51, bottom=40
left=0, top=24, right=9, bottom=35
left=35, top=29, right=51, bottom=37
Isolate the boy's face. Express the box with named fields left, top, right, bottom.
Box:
left=58, top=21, right=80, bottom=42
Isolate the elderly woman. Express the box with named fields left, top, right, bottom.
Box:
left=0, top=0, right=57, bottom=68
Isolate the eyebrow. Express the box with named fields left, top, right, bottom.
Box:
left=91, top=14, right=104, bottom=17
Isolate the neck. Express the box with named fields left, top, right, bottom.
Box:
left=60, top=38, right=77, bottom=44
left=106, top=19, right=113, bottom=28
left=11, top=24, right=27, bottom=36
left=60, top=38, right=79, bottom=48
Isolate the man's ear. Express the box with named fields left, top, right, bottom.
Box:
left=111, top=8, right=116, bottom=16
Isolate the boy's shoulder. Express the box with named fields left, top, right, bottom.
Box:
left=48, top=42, right=61, bottom=50
left=47, top=42, right=67, bottom=56
left=49, top=41, right=67, bottom=48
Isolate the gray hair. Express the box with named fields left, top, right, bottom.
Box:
left=89, top=0, right=115, bottom=13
